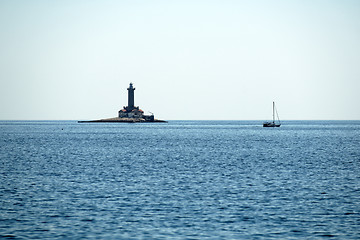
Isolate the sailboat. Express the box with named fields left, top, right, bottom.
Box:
left=263, top=101, right=281, bottom=127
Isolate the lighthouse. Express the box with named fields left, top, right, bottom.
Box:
left=79, top=82, right=166, bottom=122
left=127, top=83, right=135, bottom=110
left=119, top=83, right=144, bottom=118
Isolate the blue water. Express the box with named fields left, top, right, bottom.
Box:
left=1, top=120, right=359, bottom=239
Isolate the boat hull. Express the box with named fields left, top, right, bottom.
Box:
left=263, top=122, right=281, bottom=127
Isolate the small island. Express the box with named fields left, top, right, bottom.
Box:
left=78, top=83, right=167, bottom=123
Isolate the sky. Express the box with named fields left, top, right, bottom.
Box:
left=0, top=0, right=359, bottom=120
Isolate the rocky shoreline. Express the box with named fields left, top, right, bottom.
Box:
left=78, top=117, right=167, bottom=123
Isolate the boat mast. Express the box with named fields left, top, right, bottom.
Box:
left=272, top=101, right=275, bottom=123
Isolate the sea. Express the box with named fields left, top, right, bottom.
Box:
left=0, top=120, right=359, bottom=239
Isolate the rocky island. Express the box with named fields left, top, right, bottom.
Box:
left=78, top=83, right=167, bottom=123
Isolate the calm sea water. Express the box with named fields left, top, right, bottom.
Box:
left=0, top=120, right=359, bottom=239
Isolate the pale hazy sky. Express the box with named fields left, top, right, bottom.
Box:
left=1, top=0, right=359, bottom=120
